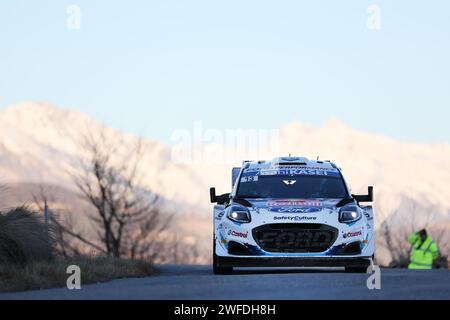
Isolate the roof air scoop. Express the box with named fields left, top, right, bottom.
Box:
left=274, top=156, right=309, bottom=166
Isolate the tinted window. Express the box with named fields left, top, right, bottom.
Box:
left=237, top=175, right=348, bottom=199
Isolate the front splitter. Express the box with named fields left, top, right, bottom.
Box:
left=216, top=256, right=372, bottom=268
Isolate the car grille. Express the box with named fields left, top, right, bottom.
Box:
left=252, top=223, right=338, bottom=253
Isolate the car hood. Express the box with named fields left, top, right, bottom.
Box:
left=240, top=198, right=342, bottom=214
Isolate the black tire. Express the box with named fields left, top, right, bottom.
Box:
left=213, top=257, right=233, bottom=275
left=213, top=237, right=233, bottom=275
left=345, top=266, right=369, bottom=273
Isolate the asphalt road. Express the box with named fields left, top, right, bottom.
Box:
left=1, top=265, right=450, bottom=300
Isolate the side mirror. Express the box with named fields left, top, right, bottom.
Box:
left=353, top=186, right=374, bottom=203
left=210, top=187, right=230, bottom=205
left=210, top=187, right=218, bottom=203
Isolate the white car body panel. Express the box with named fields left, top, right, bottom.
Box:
left=213, top=157, right=375, bottom=266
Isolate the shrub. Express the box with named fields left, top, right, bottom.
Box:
left=0, top=207, right=54, bottom=265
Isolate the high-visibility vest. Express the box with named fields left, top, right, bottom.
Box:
left=408, top=233, right=440, bottom=270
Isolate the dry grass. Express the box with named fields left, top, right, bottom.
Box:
left=0, top=207, right=54, bottom=265
left=0, top=256, right=156, bottom=292
left=0, top=206, right=156, bottom=293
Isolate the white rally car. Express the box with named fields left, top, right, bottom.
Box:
left=210, top=157, right=374, bottom=274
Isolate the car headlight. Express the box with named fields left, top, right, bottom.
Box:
left=227, top=206, right=251, bottom=223
left=339, top=205, right=362, bottom=224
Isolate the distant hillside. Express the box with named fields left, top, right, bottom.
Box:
left=1, top=101, right=450, bottom=229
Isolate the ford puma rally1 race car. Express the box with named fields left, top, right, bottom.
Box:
left=210, top=157, right=375, bottom=274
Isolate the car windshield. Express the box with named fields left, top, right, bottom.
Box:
left=237, top=174, right=348, bottom=199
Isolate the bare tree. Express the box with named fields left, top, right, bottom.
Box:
left=31, top=185, right=84, bottom=258
left=51, top=129, right=173, bottom=259
left=0, top=183, right=9, bottom=211
left=149, top=233, right=201, bottom=265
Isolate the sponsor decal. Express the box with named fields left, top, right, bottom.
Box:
left=267, top=200, right=322, bottom=207
left=272, top=165, right=336, bottom=171
left=273, top=216, right=317, bottom=221
left=241, top=167, right=340, bottom=177
left=343, top=230, right=363, bottom=239
left=267, top=199, right=323, bottom=213
left=227, top=229, right=249, bottom=239
left=240, top=175, right=258, bottom=183
left=269, top=207, right=321, bottom=213
left=261, top=169, right=336, bottom=177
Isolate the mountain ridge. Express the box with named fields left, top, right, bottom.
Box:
left=1, top=102, right=450, bottom=227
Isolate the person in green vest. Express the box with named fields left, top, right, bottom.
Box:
left=408, top=229, right=440, bottom=269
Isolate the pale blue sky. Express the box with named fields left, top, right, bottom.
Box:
left=1, top=1, right=449, bottom=144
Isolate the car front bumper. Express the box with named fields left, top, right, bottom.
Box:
left=215, top=256, right=372, bottom=268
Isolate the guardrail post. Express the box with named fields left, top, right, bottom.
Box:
left=44, top=200, right=49, bottom=233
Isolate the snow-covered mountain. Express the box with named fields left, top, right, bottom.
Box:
left=277, top=120, right=450, bottom=225
left=1, top=102, right=450, bottom=228
left=0, top=102, right=211, bottom=213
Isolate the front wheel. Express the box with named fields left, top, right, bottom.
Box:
left=213, top=237, right=233, bottom=275
left=213, top=259, right=233, bottom=274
